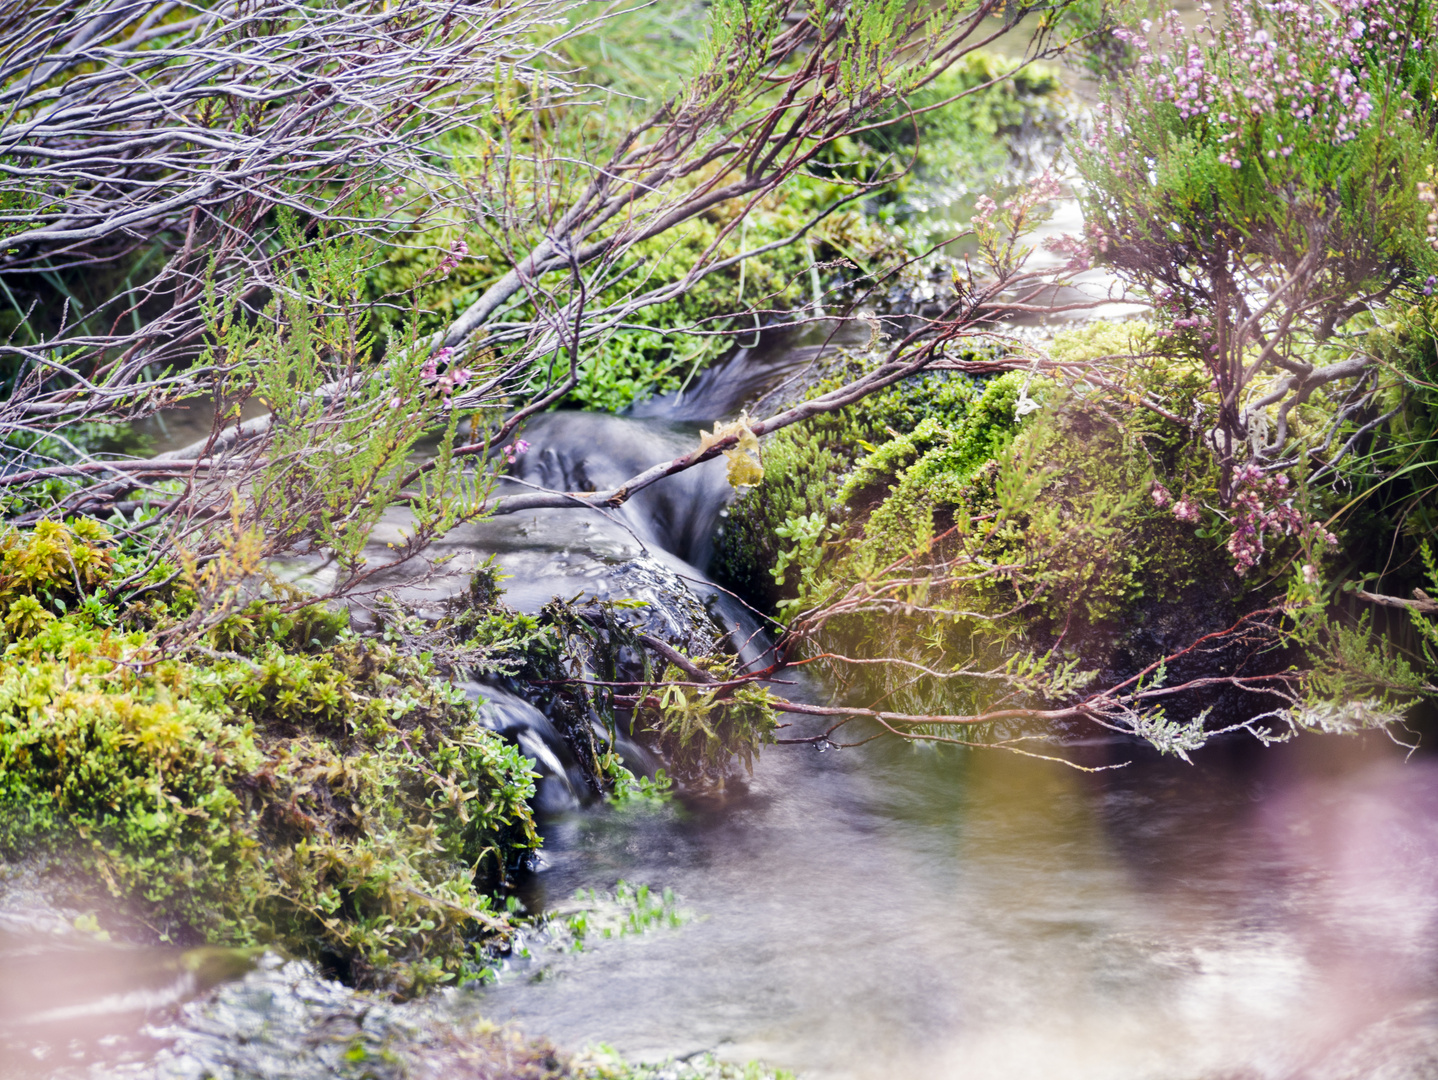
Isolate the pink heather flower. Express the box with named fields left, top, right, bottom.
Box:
left=1043, top=232, right=1092, bottom=272
left=420, top=347, right=472, bottom=401
left=1218, top=462, right=1333, bottom=573
left=1100, top=0, right=1393, bottom=168
left=970, top=195, right=997, bottom=228
left=1234, top=463, right=1265, bottom=489
left=1151, top=483, right=1171, bottom=508
left=1173, top=498, right=1201, bottom=523
left=501, top=439, right=530, bottom=465
left=436, top=239, right=470, bottom=277
left=1301, top=564, right=1318, bottom=584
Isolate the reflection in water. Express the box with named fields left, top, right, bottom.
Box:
left=0, top=905, right=257, bottom=1079
left=475, top=731, right=1438, bottom=1079
left=9, top=223, right=1437, bottom=1078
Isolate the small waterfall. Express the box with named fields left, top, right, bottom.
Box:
left=438, top=330, right=836, bottom=806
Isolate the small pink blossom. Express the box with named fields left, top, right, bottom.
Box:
left=1173, top=498, right=1201, bottom=523
left=420, top=346, right=471, bottom=401
left=436, top=239, right=470, bottom=277
left=970, top=195, right=997, bottom=229
left=1043, top=232, right=1093, bottom=273
left=1151, top=482, right=1171, bottom=508
left=1222, top=464, right=1329, bottom=575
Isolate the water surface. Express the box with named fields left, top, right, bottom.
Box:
left=475, top=725, right=1438, bottom=1079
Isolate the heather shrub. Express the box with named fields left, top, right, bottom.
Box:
left=1076, top=0, right=1438, bottom=502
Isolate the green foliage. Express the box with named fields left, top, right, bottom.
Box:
left=549, top=2, right=706, bottom=100
left=371, top=183, right=890, bottom=412
left=367, top=43, right=1064, bottom=414
left=561, top=881, right=689, bottom=951
left=644, top=659, right=778, bottom=783
left=1334, top=296, right=1438, bottom=597
left=718, top=328, right=1271, bottom=730
left=839, top=372, right=1025, bottom=559
left=1080, top=4, right=1438, bottom=290
left=853, top=52, right=1066, bottom=225
left=213, top=218, right=494, bottom=582
left=1278, top=538, right=1438, bottom=729
left=1415, top=542, right=1438, bottom=674
left=713, top=361, right=986, bottom=606
left=1075, top=0, right=1438, bottom=506
left=0, top=521, right=539, bottom=995
left=697, top=0, right=784, bottom=105
left=0, top=517, right=188, bottom=635
left=208, top=597, right=349, bottom=656
left=971, top=388, right=1220, bottom=631
left=0, top=517, right=115, bottom=613
left=1055, top=0, right=1138, bottom=80
left=608, top=767, right=675, bottom=810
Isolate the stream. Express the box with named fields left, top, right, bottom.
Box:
left=5, top=324, right=1438, bottom=1080
left=7, top=28, right=1438, bottom=1068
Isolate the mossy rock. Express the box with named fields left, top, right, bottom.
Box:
left=0, top=521, right=540, bottom=995
left=711, top=359, right=991, bottom=608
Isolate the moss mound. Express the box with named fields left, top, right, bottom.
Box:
left=0, top=521, right=539, bottom=994
left=712, top=361, right=992, bottom=608
left=713, top=334, right=1274, bottom=729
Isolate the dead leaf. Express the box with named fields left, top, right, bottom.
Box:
left=701, top=413, right=763, bottom=489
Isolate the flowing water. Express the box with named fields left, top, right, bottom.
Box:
left=8, top=37, right=1438, bottom=1070
left=484, top=725, right=1438, bottom=1080
left=7, top=325, right=1438, bottom=1080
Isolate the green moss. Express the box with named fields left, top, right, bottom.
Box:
left=714, top=330, right=1264, bottom=723
left=643, top=660, right=778, bottom=785
left=0, top=521, right=539, bottom=995
left=712, top=362, right=987, bottom=606
left=841, top=372, right=1027, bottom=558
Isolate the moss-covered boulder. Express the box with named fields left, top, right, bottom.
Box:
left=0, top=521, right=540, bottom=994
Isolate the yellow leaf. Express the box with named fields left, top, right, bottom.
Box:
left=700, top=412, right=763, bottom=489
left=724, top=447, right=765, bottom=488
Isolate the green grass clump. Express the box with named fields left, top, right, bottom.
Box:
left=0, top=520, right=540, bottom=994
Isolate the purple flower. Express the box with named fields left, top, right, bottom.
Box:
left=436, top=239, right=471, bottom=277
left=970, top=195, right=997, bottom=229
left=1173, top=498, right=1201, bottom=523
